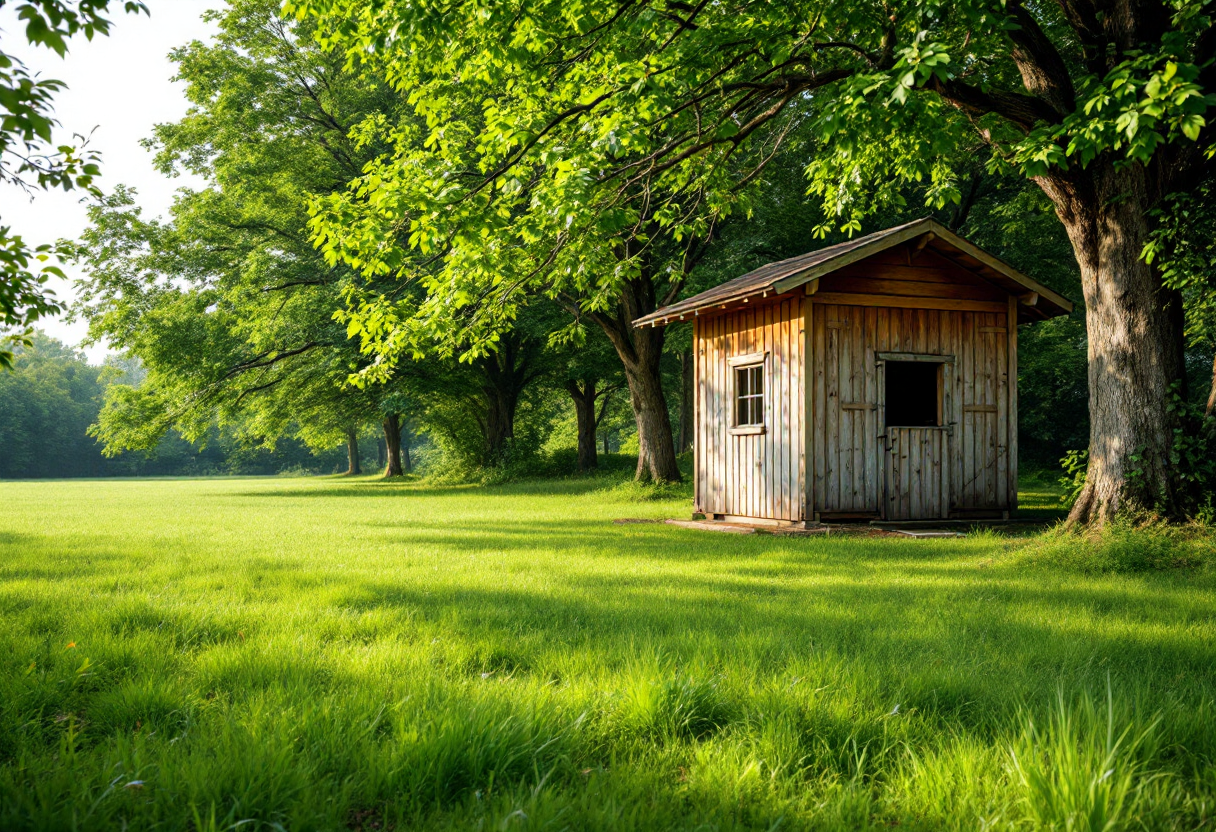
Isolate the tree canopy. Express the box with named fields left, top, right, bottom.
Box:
left=72, top=0, right=404, bottom=465
left=289, top=0, right=1216, bottom=518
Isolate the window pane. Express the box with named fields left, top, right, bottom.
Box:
left=734, top=363, right=764, bottom=426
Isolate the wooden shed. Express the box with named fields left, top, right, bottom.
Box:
left=634, top=218, right=1073, bottom=524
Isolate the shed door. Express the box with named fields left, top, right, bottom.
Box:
left=885, top=429, right=951, bottom=519
left=880, top=359, right=952, bottom=520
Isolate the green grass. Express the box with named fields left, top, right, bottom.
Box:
left=0, top=475, right=1213, bottom=831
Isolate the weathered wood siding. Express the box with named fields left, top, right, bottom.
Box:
left=691, top=245, right=1018, bottom=522
left=695, top=296, right=805, bottom=521
left=886, top=427, right=950, bottom=519
left=809, top=299, right=1014, bottom=520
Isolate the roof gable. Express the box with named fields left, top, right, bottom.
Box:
left=633, top=218, right=1074, bottom=327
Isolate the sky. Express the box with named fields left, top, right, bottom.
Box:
left=0, top=0, right=219, bottom=363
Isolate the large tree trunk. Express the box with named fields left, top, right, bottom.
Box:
left=483, top=387, right=516, bottom=463
left=1206, top=353, right=1216, bottom=419
left=1039, top=162, right=1187, bottom=525
left=382, top=413, right=403, bottom=477
left=677, top=349, right=694, bottom=454
left=566, top=379, right=599, bottom=471
left=345, top=428, right=362, bottom=476
left=595, top=275, right=682, bottom=482
left=401, top=426, right=413, bottom=472
left=475, top=330, right=539, bottom=465
left=620, top=334, right=680, bottom=482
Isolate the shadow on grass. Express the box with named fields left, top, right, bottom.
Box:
left=314, top=516, right=1216, bottom=688
left=221, top=476, right=669, bottom=501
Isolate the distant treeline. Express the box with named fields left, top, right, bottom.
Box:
left=0, top=335, right=349, bottom=479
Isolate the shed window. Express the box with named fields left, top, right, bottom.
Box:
left=735, top=364, right=764, bottom=426
left=885, top=362, right=941, bottom=427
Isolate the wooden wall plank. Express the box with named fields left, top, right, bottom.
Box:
left=819, top=275, right=1008, bottom=303
left=763, top=302, right=774, bottom=518
left=863, top=306, right=877, bottom=513
left=799, top=296, right=809, bottom=521
left=985, top=313, right=998, bottom=508
left=842, top=307, right=855, bottom=508
left=961, top=312, right=975, bottom=507
left=691, top=295, right=806, bottom=521
left=1008, top=296, right=1019, bottom=512
left=772, top=300, right=783, bottom=520
left=996, top=309, right=1009, bottom=509
left=814, top=303, right=826, bottom=514
left=831, top=262, right=1006, bottom=286
left=710, top=311, right=719, bottom=513
left=809, top=292, right=1008, bottom=314
left=693, top=316, right=702, bottom=513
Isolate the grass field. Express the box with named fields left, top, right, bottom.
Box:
left=1, top=474, right=1214, bottom=831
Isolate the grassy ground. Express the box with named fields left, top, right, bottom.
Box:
left=0, top=474, right=1213, bottom=831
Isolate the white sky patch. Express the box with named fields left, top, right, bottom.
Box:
left=0, top=0, right=218, bottom=363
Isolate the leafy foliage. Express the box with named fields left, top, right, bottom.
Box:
left=71, top=1, right=406, bottom=457
left=0, top=0, right=147, bottom=368
left=285, top=0, right=1214, bottom=349
left=287, top=0, right=1216, bottom=511
left=0, top=332, right=342, bottom=477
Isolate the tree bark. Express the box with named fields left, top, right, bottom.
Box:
left=1038, top=162, right=1188, bottom=525
left=566, top=379, right=599, bottom=471
left=677, top=349, right=694, bottom=454
left=474, top=329, right=542, bottom=465
left=345, top=428, right=362, bottom=475
left=592, top=273, right=682, bottom=482
left=401, top=425, right=413, bottom=472
left=382, top=413, right=403, bottom=477
left=1206, top=353, right=1216, bottom=419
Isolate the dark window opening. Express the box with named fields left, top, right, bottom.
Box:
left=734, top=364, right=764, bottom=426
left=885, top=361, right=941, bottom=427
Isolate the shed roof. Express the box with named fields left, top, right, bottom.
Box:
left=633, top=218, right=1074, bottom=327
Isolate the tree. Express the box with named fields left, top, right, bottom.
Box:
left=0, top=332, right=340, bottom=477
left=292, top=0, right=1215, bottom=520
left=559, top=325, right=624, bottom=471
left=72, top=1, right=413, bottom=473
left=0, top=0, right=148, bottom=367
left=290, top=2, right=800, bottom=481
left=1145, top=182, right=1216, bottom=416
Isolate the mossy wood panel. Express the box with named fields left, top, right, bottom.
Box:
left=695, top=297, right=805, bottom=521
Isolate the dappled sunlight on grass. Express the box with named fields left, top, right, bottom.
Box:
left=0, top=476, right=1213, bottom=829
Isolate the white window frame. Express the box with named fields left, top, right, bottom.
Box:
left=728, top=351, right=768, bottom=435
